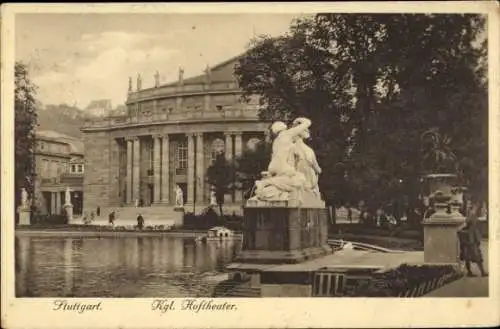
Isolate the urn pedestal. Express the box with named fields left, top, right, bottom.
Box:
left=423, top=213, right=465, bottom=264
left=422, top=174, right=465, bottom=265
left=235, top=206, right=332, bottom=264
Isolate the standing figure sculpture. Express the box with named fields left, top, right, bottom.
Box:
left=21, top=188, right=29, bottom=207
left=175, top=184, right=184, bottom=207
left=292, top=118, right=322, bottom=198
left=250, top=118, right=313, bottom=204
left=65, top=186, right=72, bottom=205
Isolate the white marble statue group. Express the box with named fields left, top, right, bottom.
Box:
left=249, top=117, right=324, bottom=207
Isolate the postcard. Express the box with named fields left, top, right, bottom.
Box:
left=1, top=2, right=499, bottom=328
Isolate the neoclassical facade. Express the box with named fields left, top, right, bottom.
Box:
left=34, top=130, right=85, bottom=215
left=81, top=55, right=268, bottom=214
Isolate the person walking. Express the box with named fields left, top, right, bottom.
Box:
left=137, top=213, right=144, bottom=231
left=458, top=202, right=488, bottom=277
left=108, top=211, right=115, bottom=226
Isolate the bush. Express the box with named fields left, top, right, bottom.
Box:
left=182, top=209, right=243, bottom=231
left=30, top=214, right=68, bottom=225
left=343, top=264, right=461, bottom=297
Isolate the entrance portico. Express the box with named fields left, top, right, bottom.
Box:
left=116, top=129, right=265, bottom=209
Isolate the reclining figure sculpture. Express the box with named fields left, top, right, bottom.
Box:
left=248, top=117, right=324, bottom=208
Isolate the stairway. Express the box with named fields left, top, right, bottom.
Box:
left=85, top=206, right=183, bottom=228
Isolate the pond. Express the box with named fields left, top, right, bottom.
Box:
left=15, top=235, right=241, bottom=297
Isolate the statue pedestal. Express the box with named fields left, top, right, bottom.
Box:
left=236, top=206, right=332, bottom=264
left=64, top=204, right=73, bottom=223
left=18, top=206, right=31, bottom=225
left=423, top=211, right=465, bottom=264
left=173, top=206, right=185, bottom=227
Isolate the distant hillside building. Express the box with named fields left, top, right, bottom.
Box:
left=81, top=54, right=266, bottom=217
left=34, top=130, right=84, bottom=216
left=85, top=99, right=112, bottom=117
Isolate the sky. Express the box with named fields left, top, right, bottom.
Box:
left=15, top=13, right=301, bottom=108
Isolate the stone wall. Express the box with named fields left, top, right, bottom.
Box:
left=83, top=131, right=112, bottom=213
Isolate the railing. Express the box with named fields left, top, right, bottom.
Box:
left=312, top=272, right=346, bottom=297
left=41, top=178, right=59, bottom=184
left=127, top=82, right=239, bottom=102
left=82, top=106, right=260, bottom=129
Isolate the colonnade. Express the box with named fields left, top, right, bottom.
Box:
left=123, top=131, right=244, bottom=206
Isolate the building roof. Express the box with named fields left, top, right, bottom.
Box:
left=162, top=52, right=245, bottom=87
left=36, top=130, right=84, bottom=155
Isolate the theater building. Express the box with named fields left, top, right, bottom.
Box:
left=81, top=55, right=268, bottom=216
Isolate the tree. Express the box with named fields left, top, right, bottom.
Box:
left=206, top=152, right=237, bottom=217
left=235, top=14, right=487, bottom=213
left=15, top=62, right=39, bottom=218
left=235, top=18, right=354, bottom=202
left=235, top=139, right=272, bottom=199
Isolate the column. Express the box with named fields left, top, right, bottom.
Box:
left=195, top=132, right=205, bottom=204
left=55, top=192, right=60, bottom=214
left=51, top=192, right=56, bottom=214
left=153, top=135, right=161, bottom=204
left=187, top=133, right=195, bottom=205
left=234, top=132, right=243, bottom=202
left=224, top=132, right=234, bottom=203
left=161, top=135, right=170, bottom=204
left=132, top=137, right=141, bottom=203
left=224, top=132, right=233, bottom=161
left=126, top=137, right=133, bottom=204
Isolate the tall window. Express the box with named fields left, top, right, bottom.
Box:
left=211, top=138, right=225, bottom=164
left=176, top=140, right=188, bottom=174
left=148, top=142, right=154, bottom=171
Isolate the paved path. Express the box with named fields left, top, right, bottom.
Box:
left=425, top=240, right=489, bottom=297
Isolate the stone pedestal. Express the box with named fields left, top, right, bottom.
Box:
left=173, top=207, right=185, bottom=227
left=423, top=212, right=465, bottom=264
left=64, top=204, right=74, bottom=223
left=18, top=206, right=31, bottom=225
left=236, top=206, right=332, bottom=264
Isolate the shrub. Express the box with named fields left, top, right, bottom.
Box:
left=30, top=214, right=68, bottom=225
left=344, top=264, right=461, bottom=297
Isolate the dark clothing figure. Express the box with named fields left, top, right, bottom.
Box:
left=137, top=215, right=144, bottom=230
left=139, top=198, right=144, bottom=207
left=458, top=215, right=487, bottom=277
left=96, top=206, right=101, bottom=216
left=108, top=211, right=115, bottom=225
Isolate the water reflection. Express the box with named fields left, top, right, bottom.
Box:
left=15, top=236, right=240, bottom=297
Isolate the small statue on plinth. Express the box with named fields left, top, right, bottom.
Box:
left=247, top=117, right=324, bottom=208
left=154, top=71, right=160, bottom=88
left=63, top=186, right=74, bottom=223
left=64, top=186, right=72, bottom=206
left=175, top=185, right=184, bottom=208
left=18, top=188, right=31, bottom=225
left=21, top=188, right=29, bottom=208
left=137, top=73, right=142, bottom=91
